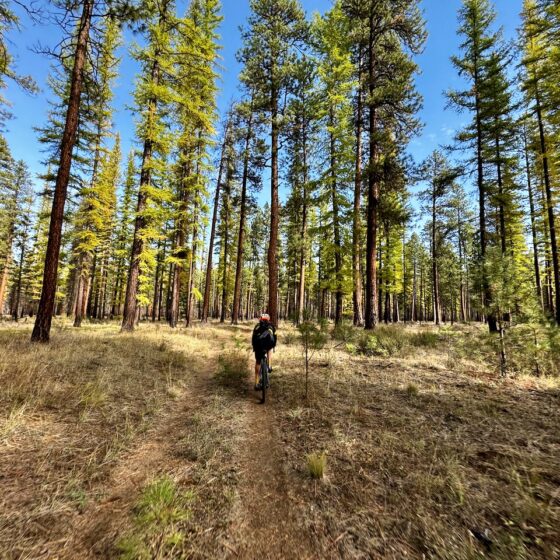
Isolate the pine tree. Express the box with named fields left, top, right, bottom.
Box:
left=0, top=155, right=32, bottom=314
left=122, top=0, right=178, bottom=332
left=521, top=0, right=560, bottom=324
left=32, top=0, right=134, bottom=342
left=342, top=0, right=425, bottom=329
left=313, top=1, right=354, bottom=325
left=239, top=0, right=308, bottom=326
left=448, top=0, right=504, bottom=332
left=73, top=135, right=121, bottom=326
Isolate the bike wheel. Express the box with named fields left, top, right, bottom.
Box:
left=261, top=358, right=267, bottom=403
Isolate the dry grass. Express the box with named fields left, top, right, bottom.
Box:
left=273, top=323, right=560, bottom=559
left=0, top=319, right=559, bottom=559
left=0, top=320, right=230, bottom=559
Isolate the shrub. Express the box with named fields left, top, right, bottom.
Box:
left=409, top=331, right=441, bottom=348
left=307, top=452, right=327, bottom=479
left=376, top=326, right=407, bottom=356
left=215, top=351, right=248, bottom=387
left=282, top=330, right=298, bottom=346
left=332, top=322, right=357, bottom=343
left=406, top=383, right=419, bottom=397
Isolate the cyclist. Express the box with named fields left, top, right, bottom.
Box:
left=252, top=313, right=277, bottom=390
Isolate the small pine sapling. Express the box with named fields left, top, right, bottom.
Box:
left=298, top=321, right=328, bottom=399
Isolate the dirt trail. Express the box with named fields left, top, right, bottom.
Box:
left=225, top=381, right=316, bottom=560
left=51, top=340, right=316, bottom=559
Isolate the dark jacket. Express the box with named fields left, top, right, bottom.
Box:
left=252, top=321, right=277, bottom=353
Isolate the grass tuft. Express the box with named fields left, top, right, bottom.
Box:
left=406, top=383, right=419, bottom=397
left=307, top=452, right=327, bottom=479
left=117, top=476, right=194, bottom=559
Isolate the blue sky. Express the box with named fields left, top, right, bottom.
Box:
left=4, top=0, right=522, bottom=195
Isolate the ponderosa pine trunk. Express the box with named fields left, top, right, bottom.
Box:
left=202, top=124, right=228, bottom=322
left=330, top=110, right=343, bottom=325
left=232, top=110, right=254, bottom=325
left=268, top=82, right=280, bottom=327
left=353, top=54, right=364, bottom=327
left=365, top=15, right=379, bottom=330
left=32, top=0, right=94, bottom=342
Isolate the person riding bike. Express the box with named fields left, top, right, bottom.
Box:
left=252, top=313, right=277, bottom=390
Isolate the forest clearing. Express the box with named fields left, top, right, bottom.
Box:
left=0, top=320, right=558, bottom=559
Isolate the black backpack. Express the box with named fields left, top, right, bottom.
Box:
left=255, top=322, right=275, bottom=351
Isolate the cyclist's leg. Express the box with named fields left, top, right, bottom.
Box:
left=254, top=356, right=260, bottom=386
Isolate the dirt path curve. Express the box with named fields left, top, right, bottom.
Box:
left=225, top=381, right=316, bottom=560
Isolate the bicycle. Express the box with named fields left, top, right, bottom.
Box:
left=259, top=355, right=270, bottom=404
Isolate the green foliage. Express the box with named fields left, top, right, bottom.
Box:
left=117, top=476, right=193, bottom=559
left=215, top=350, right=249, bottom=387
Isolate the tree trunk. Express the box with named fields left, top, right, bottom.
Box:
left=365, top=16, right=379, bottom=330
left=353, top=58, right=364, bottom=326
left=474, top=53, right=497, bottom=333
left=268, top=83, right=280, bottom=327
left=523, top=126, right=543, bottom=309
left=31, top=0, right=94, bottom=342
left=121, top=58, right=160, bottom=333
left=330, top=110, right=343, bottom=325
left=202, top=123, right=228, bottom=322
left=535, top=88, right=560, bottom=324
left=232, top=110, right=253, bottom=324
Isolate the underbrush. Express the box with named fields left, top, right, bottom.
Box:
left=117, top=476, right=194, bottom=559
left=333, top=323, right=444, bottom=358
left=215, top=350, right=249, bottom=388
left=330, top=320, right=560, bottom=378
left=0, top=324, right=197, bottom=557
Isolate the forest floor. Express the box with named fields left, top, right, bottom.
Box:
left=0, top=319, right=559, bottom=560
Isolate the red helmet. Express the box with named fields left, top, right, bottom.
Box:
left=260, top=313, right=271, bottom=322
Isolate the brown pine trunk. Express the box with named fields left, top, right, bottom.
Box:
left=330, top=110, right=343, bottom=325
left=31, top=0, right=94, bottom=342
left=352, top=59, right=365, bottom=327
left=268, top=83, right=279, bottom=327
left=121, top=58, right=160, bottom=332
left=232, top=109, right=254, bottom=325
left=186, top=193, right=200, bottom=327
left=365, top=16, right=379, bottom=330
left=535, top=88, right=560, bottom=324
left=202, top=123, right=229, bottom=322
left=432, top=188, right=441, bottom=325
left=474, top=53, right=496, bottom=332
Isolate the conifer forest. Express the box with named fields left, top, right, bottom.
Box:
left=0, top=1, right=559, bottom=559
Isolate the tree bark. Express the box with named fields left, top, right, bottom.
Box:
left=353, top=53, right=364, bottom=326
left=535, top=87, right=560, bottom=324
left=268, top=81, right=280, bottom=327
left=202, top=123, right=228, bottom=322
left=232, top=109, right=254, bottom=324
left=365, top=15, right=379, bottom=330
left=31, top=0, right=94, bottom=342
